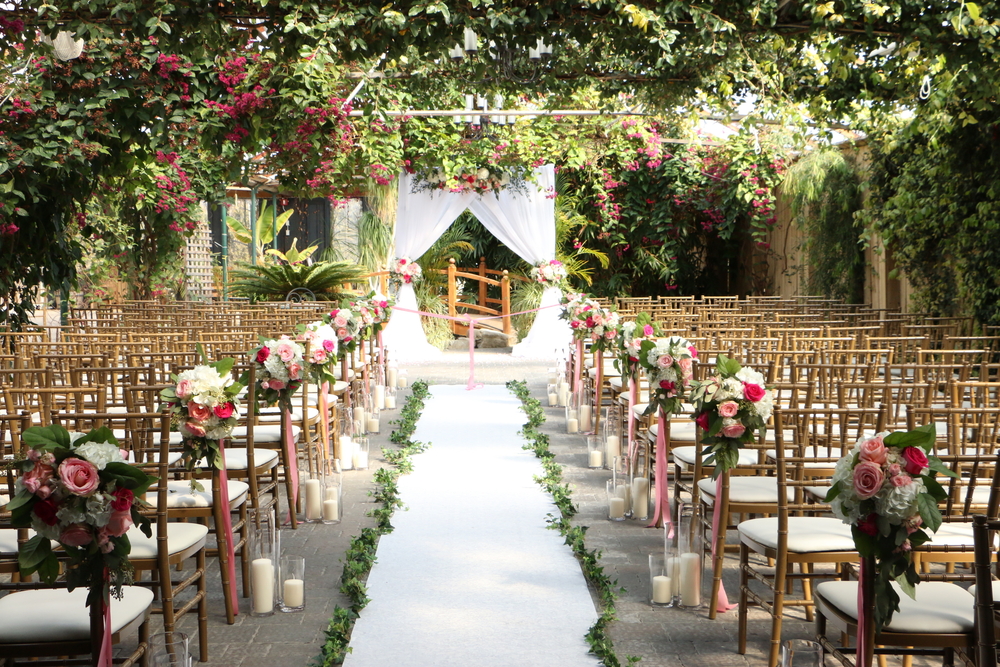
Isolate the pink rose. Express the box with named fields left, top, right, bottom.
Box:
left=657, top=354, right=674, bottom=368
left=96, top=530, right=114, bottom=554
left=658, top=380, right=676, bottom=396
left=570, top=321, right=580, bottom=329
left=334, top=315, right=348, bottom=328
left=901, top=447, right=929, bottom=476
left=187, top=400, right=211, bottom=422
left=678, top=358, right=693, bottom=374
left=104, top=509, right=133, bottom=537
left=23, top=462, right=54, bottom=496
left=214, top=402, right=235, bottom=419
left=643, top=324, right=655, bottom=336
left=59, top=457, right=100, bottom=496
left=721, top=423, right=746, bottom=438
left=852, top=461, right=884, bottom=499
left=175, top=379, right=195, bottom=398
left=688, top=346, right=698, bottom=358
left=255, top=346, right=270, bottom=363
left=60, top=524, right=93, bottom=548
left=27, top=449, right=40, bottom=462
left=718, top=401, right=739, bottom=418
left=312, top=349, right=328, bottom=364
left=268, top=379, right=286, bottom=391
left=275, top=342, right=296, bottom=362
left=181, top=421, right=207, bottom=438
left=336, top=328, right=348, bottom=338
left=888, top=463, right=902, bottom=476
left=287, top=363, right=302, bottom=380
left=890, top=473, right=912, bottom=487
left=858, top=437, right=887, bottom=465
left=743, top=383, right=766, bottom=402
left=904, top=516, right=923, bottom=534
left=322, top=339, right=336, bottom=352
left=604, top=330, right=615, bottom=340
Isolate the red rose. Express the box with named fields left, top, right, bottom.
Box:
left=695, top=411, right=711, bottom=431
left=255, top=346, right=270, bottom=363
left=214, top=402, right=235, bottom=419
left=901, top=446, right=929, bottom=476
left=857, top=513, right=879, bottom=536
left=33, top=498, right=59, bottom=526
left=659, top=380, right=676, bottom=393
left=110, top=487, right=134, bottom=512
left=743, top=383, right=766, bottom=402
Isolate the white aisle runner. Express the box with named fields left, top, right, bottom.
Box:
left=344, top=385, right=601, bottom=667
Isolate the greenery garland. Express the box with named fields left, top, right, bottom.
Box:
left=505, top=380, right=639, bottom=667
left=315, top=380, right=431, bottom=666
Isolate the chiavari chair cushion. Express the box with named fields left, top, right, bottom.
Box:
left=647, top=420, right=697, bottom=441
left=672, top=445, right=759, bottom=469
left=815, top=581, right=974, bottom=634
left=230, top=423, right=301, bottom=443
left=125, top=522, right=209, bottom=559
left=697, top=476, right=792, bottom=504
left=195, top=447, right=279, bottom=470
left=152, top=479, right=250, bottom=509
left=258, top=405, right=321, bottom=422
left=0, top=586, right=154, bottom=643
left=738, top=517, right=856, bottom=553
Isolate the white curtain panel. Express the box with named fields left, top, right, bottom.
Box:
left=467, top=165, right=571, bottom=358
left=382, top=173, right=475, bottom=362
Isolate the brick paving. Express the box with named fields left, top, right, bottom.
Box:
left=114, top=348, right=815, bottom=666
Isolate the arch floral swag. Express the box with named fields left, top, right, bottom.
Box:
left=381, top=164, right=571, bottom=361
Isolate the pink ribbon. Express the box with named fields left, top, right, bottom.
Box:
left=318, top=380, right=331, bottom=459
left=710, top=474, right=738, bottom=613
left=573, top=339, right=584, bottom=397
left=647, top=408, right=673, bottom=537
left=216, top=439, right=240, bottom=612
left=392, top=303, right=562, bottom=391
left=98, top=571, right=112, bottom=667
left=627, top=370, right=638, bottom=460
left=282, top=411, right=300, bottom=525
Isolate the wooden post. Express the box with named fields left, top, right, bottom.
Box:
left=501, top=270, right=513, bottom=337
left=478, top=257, right=487, bottom=311
left=447, top=259, right=458, bottom=323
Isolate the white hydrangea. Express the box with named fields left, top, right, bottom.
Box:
left=264, top=354, right=290, bottom=382
left=736, top=367, right=766, bottom=386
left=717, top=377, right=744, bottom=401
left=622, top=321, right=636, bottom=335
left=875, top=478, right=925, bottom=523
left=74, top=441, right=123, bottom=470
left=830, top=493, right=863, bottom=525
left=56, top=503, right=88, bottom=525
left=752, top=390, right=774, bottom=421
left=85, top=494, right=112, bottom=527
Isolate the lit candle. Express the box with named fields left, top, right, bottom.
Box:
left=322, top=498, right=339, bottom=522
left=631, top=477, right=650, bottom=519
left=589, top=450, right=603, bottom=468
left=679, top=552, right=702, bottom=606
left=304, top=478, right=322, bottom=521
left=548, top=392, right=558, bottom=407
left=652, top=575, right=672, bottom=604
left=374, top=385, right=385, bottom=410
left=387, top=368, right=398, bottom=388
left=385, top=395, right=396, bottom=410
left=579, top=404, right=592, bottom=431
left=609, top=496, right=625, bottom=519
left=251, top=558, right=274, bottom=614
left=606, top=435, right=621, bottom=460
left=367, top=416, right=380, bottom=433
left=283, top=578, right=304, bottom=608
left=567, top=418, right=579, bottom=434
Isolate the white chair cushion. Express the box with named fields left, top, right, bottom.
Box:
left=698, top=476, right=791, bottom=504
left=673, top=445, right=758, bottom=469
left=587, top=365, right=621, bottom=379
left=967, top=580, right=1000, bottom=599
left=648, top=420, right=698, bottom=442
left=115, top=429, right=184, bottom=447
left=765, top=448, right=841, bottom=469
left=126, top=522, right=209, bottom=559
left=124, top=448, right=184, bottom=465
left=230, top=424, right=301, bottom=444
left=738, top=516, right=857, bottom=553
left=0, top=586, right=154, bottom=643
left=333, top=368, right=355, bottom=381
left=307, top=380, right=349, bottom=395
left=195, top=447, right=279, bottom=470
left=152, top=479, right=250, bottom=508
left=258, top=406, right=320, bottom=422
left=816, top=580, right=974, bottom=634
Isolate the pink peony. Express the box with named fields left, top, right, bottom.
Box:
left=255, top=346, right=270, bottom=363
left=858, top=437, right=887, bottom=465
left=214, top=402, right=235, bottom=419
left=743, top=383, right=766, bottom=402
left=104, top=509, right=133, bottom=537
left=175, top=379, right=195, bottom=398
left=60, top=524, right=93, bottom=548
left=901, top=447, right=929, bottom=476
left=890, top=473, right=912, bottom=487
left=643, top=324, right=655, bottom=336
left=721, top=423, right=746, bottom=438
left=718, top=401, right=739, bottom=418
left=181, top=421, right=206, bottom=438
left=657, top=354, right=674, bottom=368
left=275, top=342, right=296, bottom=362
left=852, top=461, right=884, bottom=499
left=22, top=462, right=54, bottom=497
left=187, top=400, right=211, bottom=422
left=59, top=458, right=100, bottom=496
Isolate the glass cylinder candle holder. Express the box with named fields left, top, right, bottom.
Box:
left=373, top=383, right=386, bottom=410
left=606, top=478, right=628, bottom=521
left=367, top=407, right=381, bottom=434
left=565, top=404, right=579, bottom=434
left=586, top=435, right=604, bottom=468
left=547, top=367, right=559, bottom=385
left=279, top=555, right=306, bottom=612
left=149, top=631, right=192, bottom=667
left=631, top=471, right=650, bottom=521
left=322, top=471, right=342, bottom=524
left=578, top=388, right=593, bottom=433
left=339, top=419, right=356, bottom=471
left=299, top=469, right=326, bottom=524
left=352, top=436, right=370, bottom=470
left=557, top=377, right=570, bottom=407
left=397, top=370, right=409, bottom=389
left=612, top=455, right=633, bottom=518
left=649, top=553, right=676, bottom=607
left=547, top=383, right=558, bottom=407
left=384, top=385, right=397, bottom=410
left=603, top=406, right=622, bottom=469
left=250, top=509, right=278, bottom=617
left=675, top=501, right=705, bottom=609
left=386, top=365, right=399, bottom=392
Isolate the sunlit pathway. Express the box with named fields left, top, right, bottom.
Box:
left=344, top=384, right=601, bottom=667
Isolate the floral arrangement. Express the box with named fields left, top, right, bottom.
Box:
left=826, top=424, right=953, bottom=632
left=559, top=292, right=605, bottom=342
left=390, top=257, right=422, bottom=286
left=159, top=358, right=242, bottom=472
left=635, top=335, right=697, bottom=415
left=325, top=303, right=363, bottom=355
left=689, top=354, right=774, bottom=475
left=615, top=313, right=662, bottom=375
left=296, top=320, right=339, bottom=382
left=413, top=167, right=529, bottom=195
left=530, top=259, right=568, bottom=287
left=7, top=425, right=155, bottom=604
left=249, top=336, right=306, bottom=409
left=349, top=291, right=394, bottom=339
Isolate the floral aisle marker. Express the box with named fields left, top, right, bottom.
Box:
left=826, top=424, right=954, bottom=648
left=297, top=320, right=340, bottom=460
left=389, top=257, right=422, bottom=288
left=9, top=424, right=156, bottom=665
left=530, top=259, right=568, bottom=288
left=615, top=314, right=662, bottom=460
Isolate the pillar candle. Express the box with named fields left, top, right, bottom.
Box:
left=283, top=578, right=304, bottom=607
left=322, top=498, right=339, bottom=522
left=367, top=416, right=379, bottom=433
left=608, top=496, right=625, bottom=519
left=304, top=478, right=322, bottom=520
left=666, top=557, right=681, bottom=596
left=251, top=558, right=274, bottom=614
left=679, top=552, right=702, bottom=606
left=652, top=575, right=672, bottom=604
left=548, top=392, right=558, bottom=407
left=340, top=439, right=355, bottom=470
left=606, top=435, right=621, bottom=460
left=558, top=387, right=569, bottom=407
left=374, top=385, right=385, bottom=410
left=385, top=395, right=396, bottom=410
left=353, top=420, right=364, bottom=436
left=353, top=407, right=365, bottom=426
left=353, top=450, right=369, bottom=469
left=579, top=404, right=592, bottom=431
left=398, top=376, right=408, bottom=388
left=589, top=450, right=603, bottom=467
left=387, top=368, right=398, bottom=389
left=615, top=484, right=631, bottom=512
left=567, top=418, right=579, bottom=433
left=631, top=477, right=650, bottom=519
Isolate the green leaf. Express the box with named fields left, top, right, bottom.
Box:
left=927, top=456, right=958, bottom=478
left=73, top=426, right=119, bottom=447
left=212, top=357, right=236, bottom=376
left=19, top=534, right=53, bottom=571
left=22, top=424, right=71, bottom=450
left=922, top=475, right=947, bottom=502
left=884, top=424, right=935, bottom=450
left=917, top=493, right=943, bottom=533
left=824, top=481, right=842, bottom=502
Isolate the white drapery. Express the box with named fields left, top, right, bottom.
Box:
left=382, top=166, right=570, bottom=362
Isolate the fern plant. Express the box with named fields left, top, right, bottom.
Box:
left=227, top=261, right=367, bottom=302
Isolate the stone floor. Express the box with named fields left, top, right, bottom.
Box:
left=111, top=348, right=825, bottom=666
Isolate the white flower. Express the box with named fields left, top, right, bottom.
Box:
left=85, top=494, right=112, bottom=527
left=875, top=478, right=925, bottom=524
left=477, top=168, right=490, bottom=180
left=736, top=367, right=766, bottom=386
left=74, top=441, right=123, bottom=470
left=830, top=493, right=862, bottom=525
left=752, top=390, right=774, bottom=421
left=622, top=321, right=636, bottom=335
left=56, top=503, right=87, bottom=525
